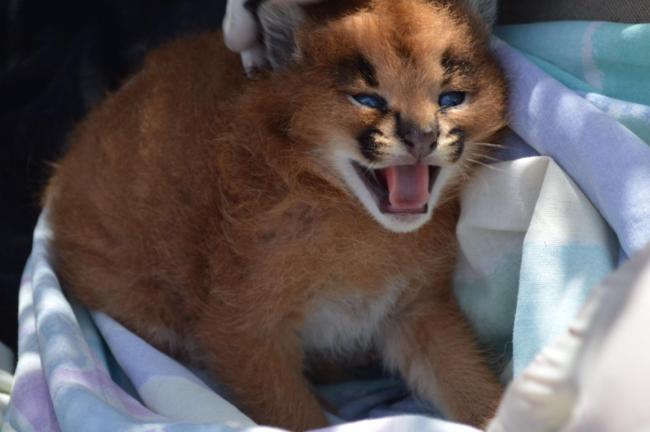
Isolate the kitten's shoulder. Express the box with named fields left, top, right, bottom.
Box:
left=145, top=31, right=245, bottom=87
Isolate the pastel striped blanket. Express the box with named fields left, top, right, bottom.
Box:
left=4, top=22, right=650, bottom=432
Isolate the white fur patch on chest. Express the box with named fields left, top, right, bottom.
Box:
left=300, top=279, right=406, bottom=355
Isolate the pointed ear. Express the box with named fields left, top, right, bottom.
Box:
left=257, top=0, right=307, bottom=70
left=464, top=0, right=497, bottom=27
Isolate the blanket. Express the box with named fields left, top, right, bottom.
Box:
left=4, top=21, right=650, bottom=432
left=0, top=342, right=12, bottom=425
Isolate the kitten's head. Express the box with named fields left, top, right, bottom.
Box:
left=258, top=0, right=507, bottom=233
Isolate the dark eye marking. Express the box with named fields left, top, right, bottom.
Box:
left=334, top=55, right=379, bottom=88
left=441, top=50, right=476, bottom=78
left=394, top=112, right=405, bottom=140
left=357, top=127, right=384, bottom=162
left=394, top=111, right=417, bottom=144
left=357, top=55, right=379, bottom=88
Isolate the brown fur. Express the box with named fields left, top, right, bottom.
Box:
left=46, top=0, right=507, bottom=430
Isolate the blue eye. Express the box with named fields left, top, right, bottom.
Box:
left=351, top=94, right=387, bottom=111
left=439, top=91, right=466, bottom=108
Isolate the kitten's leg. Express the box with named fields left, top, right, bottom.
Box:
left=196, top=321, right=328, bottom=431
left=380, top=291, right=502, bottom=427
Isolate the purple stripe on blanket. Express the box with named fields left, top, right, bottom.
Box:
left=52, top=367, right=157, bottom=419
left=9, top=370, right=61, bottom=432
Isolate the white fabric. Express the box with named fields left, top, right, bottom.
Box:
left=488, top=242, right=650, bottom=432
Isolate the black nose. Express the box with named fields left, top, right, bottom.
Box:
left=403, top=127, right=437, bottom=159
left=396, top=114, right=437, bottom=159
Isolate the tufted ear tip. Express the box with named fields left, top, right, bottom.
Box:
left=257, top=1, right=307, bottom=71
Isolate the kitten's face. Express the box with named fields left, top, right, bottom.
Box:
left=286, top=0, right=507, bottom=232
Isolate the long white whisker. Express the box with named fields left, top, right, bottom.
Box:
left=363, top=162, right=379, bottom=177
left=472, top=153, right=502, bottom=163
left=465, top=158, right=507, bottom=174
left=470, top=142, right=504, bottom=149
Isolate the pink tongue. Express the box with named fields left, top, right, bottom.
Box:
left=382, top=165, right=430, bottom=211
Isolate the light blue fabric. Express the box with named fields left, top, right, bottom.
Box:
left=513, top=244, right=617, bottom=373
left=492, top=39, right=650, bottom=258
left=496, top=22, right=650, bottom=107
left=490, top=22, right=650, bottom=372
left=579, top=92, right=650, bottom=144
left=454, top=156, right=619, bottom=377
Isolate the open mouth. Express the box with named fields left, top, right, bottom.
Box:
left=352, top=161, right=441, bottom=215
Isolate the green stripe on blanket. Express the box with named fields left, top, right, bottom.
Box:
left=496, top=22, right=650, bottom=144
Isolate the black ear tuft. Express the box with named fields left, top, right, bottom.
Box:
left=257, top=1, right=306, bottom=70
